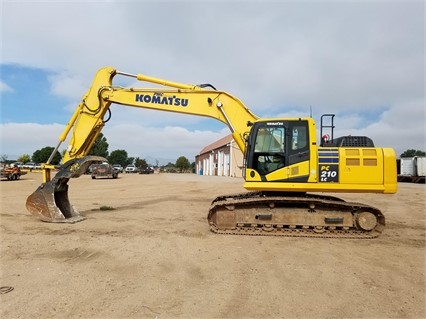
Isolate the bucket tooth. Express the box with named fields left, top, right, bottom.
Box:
left=26, top=156, right=107, bottom=223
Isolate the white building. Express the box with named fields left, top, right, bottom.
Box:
left=195, top=134, right=244, bottom=177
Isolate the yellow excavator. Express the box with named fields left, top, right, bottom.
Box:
left=26, top=66, right=397, bottom=238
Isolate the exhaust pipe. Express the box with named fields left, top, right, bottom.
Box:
left=26, top=156, right=107, bottom=223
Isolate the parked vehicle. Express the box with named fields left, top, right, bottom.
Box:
left=91, top=163, right=118, bottom=179
left=112, top=164, right=124, bottom=173
left=125, top=164, right=137, bottom=173
left=139, top=166, right=154, bottom=174
left=23, top=162, right=36, bottom=170
left=1, top=164, right=27, bottom=180
left=12, top=162, right=23, bottom=168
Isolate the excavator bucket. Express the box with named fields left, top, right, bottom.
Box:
left=26, top=156, right=107, bottom=223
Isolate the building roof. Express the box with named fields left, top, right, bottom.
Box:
left=198, top=134, right=233, bottom=155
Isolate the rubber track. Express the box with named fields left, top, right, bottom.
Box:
left=207, top=192, right=385, bottom=239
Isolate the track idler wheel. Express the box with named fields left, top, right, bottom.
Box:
left=26, top=156, right=106, bottom=223
left=355, top=211, right=377, bottom=231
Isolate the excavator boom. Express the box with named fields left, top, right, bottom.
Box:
left=60, top=66, right=257, bottom=164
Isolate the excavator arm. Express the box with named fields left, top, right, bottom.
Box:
left=26, top=66, right=258, bottom=222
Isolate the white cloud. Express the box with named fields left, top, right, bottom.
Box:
left=361, top=99, right=426, bottom=155
left=0, top=121, right=228, bottom=163
left=0, top=81, right=14, bottom=93
left=1, top=1, right=424, bottom=160
left=0, top=123, right=65, bottom=158
left=103, top=123, right=227, bottom=160
left=47, top=71, right=90, bottom=100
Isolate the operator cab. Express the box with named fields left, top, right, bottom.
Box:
left=245, top=119, right=310, bottom=177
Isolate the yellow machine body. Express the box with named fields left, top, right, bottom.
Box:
left=245, top=145, right=397, bottom=194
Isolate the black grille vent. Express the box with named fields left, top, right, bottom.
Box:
left=325, top=136, right=375, bottom=147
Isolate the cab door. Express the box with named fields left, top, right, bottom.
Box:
left=245, top=120, right=310, bottom=181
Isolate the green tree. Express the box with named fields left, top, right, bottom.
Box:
left=108, top=149, right=131, bottom=166
left=175, top=156, right=190, bottom=172
left=127, top=157, right=135, bottom=166
left=1, top=154, right=8, bottom=168
left=88, top=132, right=109, bottom=158
left=400, top=149, right=426, bottom=158
left=160, top=162, right=176, bottom=173
left=17, top=154, right=31, bottom=163
left=32, top=147, right=62, bottom=165
left=135, top=157, right=148, bottom=169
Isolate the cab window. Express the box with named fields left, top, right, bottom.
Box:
left=290, top=124, right=308, bottom=152
left=254, top=127, right=285, bottom=153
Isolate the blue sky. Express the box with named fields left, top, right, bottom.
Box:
left=1, top=1, right=424, bottom=163
left=1, top=65, right=67, bottom=123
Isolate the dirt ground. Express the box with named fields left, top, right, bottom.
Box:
left=0, top=172, right=425, bottom=319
